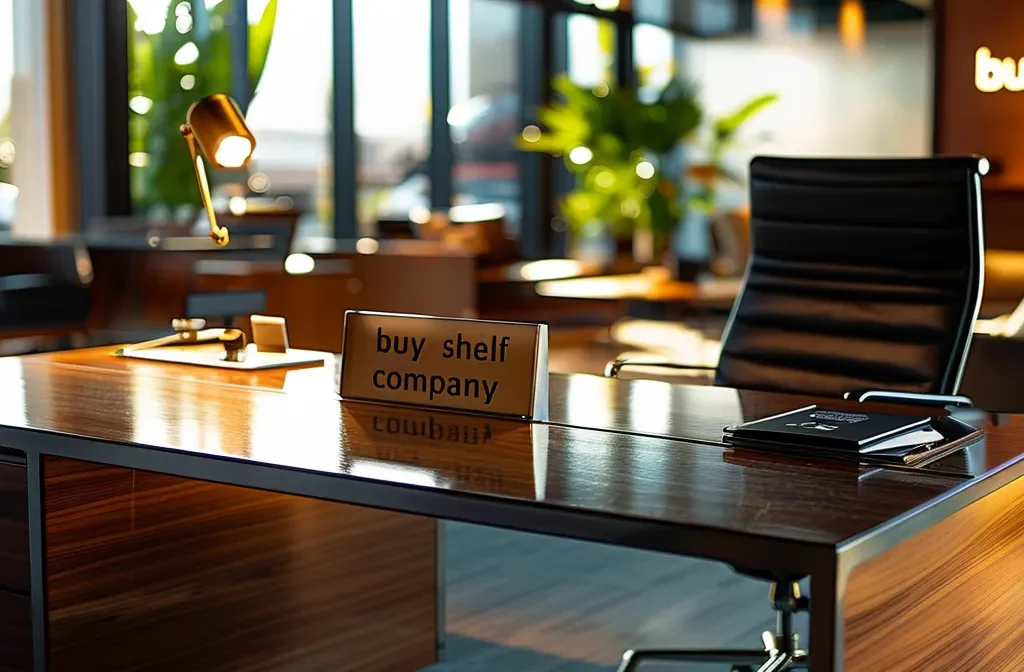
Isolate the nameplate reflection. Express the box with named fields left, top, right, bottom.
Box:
left=342, top=404, right=549, bottom=500
left=371, top=412, right=496, bottom=447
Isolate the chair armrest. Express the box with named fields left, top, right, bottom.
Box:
left=0, top=273, right=60, bottom=292
left=604, top=358, right=716, bottom=378
left=843, top=389, right=974, bottom=409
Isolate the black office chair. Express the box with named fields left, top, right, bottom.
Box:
left=607, top=156, right=986, bottom=671
left=0, top=243, right=92, bottom=329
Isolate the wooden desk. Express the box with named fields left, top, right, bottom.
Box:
left=536, top=267, right=741, bottom=304
left=2, top=349, right=1024, bottom=670
left=535, top=268, right=740, bottom=325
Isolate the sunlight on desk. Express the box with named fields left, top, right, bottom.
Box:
left=610, top=319, right=721, bottom=365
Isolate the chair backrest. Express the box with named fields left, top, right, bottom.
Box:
left=0, top=242, right=92, bottom=286
left=714, top=156, right=985, bottom=397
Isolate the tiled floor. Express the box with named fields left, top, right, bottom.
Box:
left=429, top=522, right=810, bottom=671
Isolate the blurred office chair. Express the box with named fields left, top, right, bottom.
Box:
left=608, top=156, right=986, bottom=672
left=375, top=215, right=417, bottom=239
left=0, top=243, right=92, bottom=330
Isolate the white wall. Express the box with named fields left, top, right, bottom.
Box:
left=10, top=0, right=54, bottom=239
left=678, top=20, right=933, bottom=201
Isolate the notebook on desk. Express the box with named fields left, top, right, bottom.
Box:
left=723, top=406, right=982, bottom=466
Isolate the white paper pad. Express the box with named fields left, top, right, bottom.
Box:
left=117, top=343, right=328, bottom=371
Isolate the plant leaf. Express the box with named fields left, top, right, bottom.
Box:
left=714, top=93, right=779, bottom=141
left=249, top=0, right=278, bottom=101
left=515, top=133, right=565, bottom=155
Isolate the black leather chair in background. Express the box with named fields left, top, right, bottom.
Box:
left=0, top=243, right=92, bottom=330
left=608, top=155, right=987, bottom=671
left=608, top=155, right=985, bottom=403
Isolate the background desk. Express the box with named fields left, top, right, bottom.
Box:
left=2, top=350, right=1024, bottom=670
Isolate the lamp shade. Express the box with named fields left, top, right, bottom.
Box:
left=185, top=94, right=255, bottom=169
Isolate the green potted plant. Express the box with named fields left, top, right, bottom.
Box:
left=520, top=76, right=777, bottom=268
left=518, top=74, right=702, bottom=263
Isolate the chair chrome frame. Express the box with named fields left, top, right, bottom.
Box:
left=604, top=359, right=715, bottom=378
left=616, top=581, right=809, bottom=672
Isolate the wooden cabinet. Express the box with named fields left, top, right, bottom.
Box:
left=0, top=457, right=29, bottom=593
left=0, top=589, right=31, bottom=672
left=0, top=454, right=30, bottom=672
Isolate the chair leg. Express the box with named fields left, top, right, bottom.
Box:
left=617, top=648, right=808, bottom=671
left=755, top=650, right=793, bottom=672
left=616, top=648, right=769, bottom=672
left=615, top=581, right=810, bottom=671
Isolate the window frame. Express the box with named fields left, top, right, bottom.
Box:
left=81, top=0, right=638, bottom=256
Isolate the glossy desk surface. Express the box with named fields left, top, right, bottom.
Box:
left=536, top=269, right=741, bottom=303
left=6, top=347, right=1024, bottom=574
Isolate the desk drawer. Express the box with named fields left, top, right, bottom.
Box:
left=0, top=589, right=31, bottom=672
left=0, top=461, right=29, bottom=593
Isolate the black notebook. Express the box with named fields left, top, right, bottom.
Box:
left=723, top=406, right=981, bottom=466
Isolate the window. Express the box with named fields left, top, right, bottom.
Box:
left=245, top=0, right=334, bottom=237
left=127, top=0, right=248, bottom=218
left=449, top=0, right=521, bottom=236
left=126, top=0, right=331, bottom=234
left=103, top=0, right=638, bottom=248
left=633, top=23, right=674, bottom=102
left=353, top=0, right=432, bottom=235
left=566, top=14, right=616, bottom=87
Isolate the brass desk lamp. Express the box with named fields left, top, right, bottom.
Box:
left=180, top=93, right=256, bottom=247
left=115, top=318, right=248, bottom=362
left=113, top=94, right=256, bottom=364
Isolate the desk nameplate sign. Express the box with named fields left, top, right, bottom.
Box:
left=340, top=311, right=549, bottom=420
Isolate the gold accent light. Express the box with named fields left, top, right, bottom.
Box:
left=180, top=94, right=256, bottom=246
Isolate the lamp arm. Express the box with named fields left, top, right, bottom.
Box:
left=181, top=124, right=229, bottom=247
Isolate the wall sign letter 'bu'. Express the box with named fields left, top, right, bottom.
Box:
left=339, top=311, right=549, bottom=420
left=976, top=46, right=1024, bottom=92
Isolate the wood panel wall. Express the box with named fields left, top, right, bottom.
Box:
left=46, top=0, right=78, bottom=236
left=934, top=0, right=1024, bottom=249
